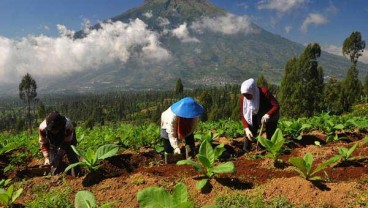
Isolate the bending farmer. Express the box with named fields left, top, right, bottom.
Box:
left=38, top=111, right=80, bottom=176
left=160, top=97, right=204, bottom=162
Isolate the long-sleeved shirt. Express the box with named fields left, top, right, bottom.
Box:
left=240, top=87, right=279, bottom=128
left=38, top=118, right=74, bottom=158
left=160, top=108, right=198, bottom=149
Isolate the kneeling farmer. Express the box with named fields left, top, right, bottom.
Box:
left=39, top=111, right=80, bottom=176
left=161, top=97, right=204, bottom=163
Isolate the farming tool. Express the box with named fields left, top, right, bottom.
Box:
left=255, top=122, right=265, bottom=152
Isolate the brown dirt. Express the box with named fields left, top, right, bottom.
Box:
left=3, top=131, right=368, bottom=208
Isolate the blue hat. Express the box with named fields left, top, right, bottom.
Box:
left=170, top=97, right=204, bottom=118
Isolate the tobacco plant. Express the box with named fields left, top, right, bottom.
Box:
left=331, top=142, right=359, bottom=163
left=65, top=144, right=119, bottom=173
left=137, top=182, right=194, bottom=208
left=75, top=190, right=117, bottom=208
left=0, top=184, right=23, bottom=208
left=257, top=128, right=285, bottom=162
left=177, top=140, right=236, bottom=190
left=288, top=152, right=337, bottom=181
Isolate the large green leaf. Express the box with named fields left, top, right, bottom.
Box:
left=212, top=162, right=236, bottom=174
left=258, top=137, right=273, bottom=150
left=195, top=179, right=208, bottom=190
left=75, top=190, right=97, bottom=208
left=96, top=144, right=119, bottom=160
left=177, top=160, right=204, bottom=173
left=11, top=188, right=23, bottom=203
left=288, top=157, right=307, bottom=176
left=303, top=153, right=313, bottom=174
left=137, top=187, right=173, bottom=208
left=198, top=155, right=211, bottom=169
left=172, top=183, right=188, bottom=205
left=64, top=162, right=84, bottom=173
left=213, top=143, right=225, bottom=161
left=199, top=140, right=215, bottom=165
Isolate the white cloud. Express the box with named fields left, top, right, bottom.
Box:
left=322, top=44, right=368, bottom=64
left=143, top=11, right=153, bottom=19
left=191, top=14, right=257, bottom=35
left=300, top=13, right=328, bottom=33
left=172, top=23, right=199, bottom=43
left=0, top=18, right=170, bottom=84
left=237, top=2, right=249, bottom=10
left=285, top=25, right=292, bottom=33
left=257, top=0, right=306, bottom=13
left=157, top=17, right=170, bottom=27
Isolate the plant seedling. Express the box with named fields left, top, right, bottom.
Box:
left=65, top=144, right=119, bottom=173
left=288, top=152, right=337, bottom=181
left=177, top=140, right=236, bottom=190
left=0, top=185, right=23, bottom=208
left=257, top=128, right=285, bottom=162
left=331, top=142, right=359, bottom=163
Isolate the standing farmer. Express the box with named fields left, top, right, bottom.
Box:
left=240, top=78, right=280, bottom=151
left=38, top=111, right=80, bottom=176
left=161, top=97, right=204, bottom=163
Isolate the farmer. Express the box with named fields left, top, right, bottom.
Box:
left=160, top=97, right=204, bottom=162
left=38, top=111, right=80, bottom=176
left=240, top=78, right=280, bottom=151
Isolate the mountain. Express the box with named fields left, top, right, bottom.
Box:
left=5, top=0, right=368, bottom=94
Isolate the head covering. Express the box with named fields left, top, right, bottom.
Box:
left=240, top=78, right=260, bottom=126
left=170, top=97, right=204, bottom=118
left=46, top=111, right=66, bottom=131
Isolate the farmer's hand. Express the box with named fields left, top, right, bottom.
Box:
left=244, top=128, right=253, bottom=141
left=261, top=114, right=270, bottom=124
left=174, top=147, right=181, bottom=155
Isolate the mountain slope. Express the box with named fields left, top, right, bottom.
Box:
left=27, top=0, right=368, bottom=93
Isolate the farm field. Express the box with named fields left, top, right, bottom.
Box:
left=0, top=114, right=368, bottom=208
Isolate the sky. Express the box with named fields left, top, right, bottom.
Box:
left=0, top=0, right=367, bottom=85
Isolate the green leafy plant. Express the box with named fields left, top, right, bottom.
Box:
left=279, top=119, right=311, bottom=140
left=195, top=131, right=220, bottom=143
left=177, top=140, right=236, bottom=190
left=331, top=142, right=359, bottom=163
left=137, top=182, right=194, bottom=208
left=257, top=128, right=285, bottom=161
left=0, top=185, right=23, bottom=208
left=288, top=152, right=337, bottom=181
left=0, top=179, right=11, bottom=188
left=75, top=190, right=117, bottom=208
left=65, top=144, right=119, bottom=173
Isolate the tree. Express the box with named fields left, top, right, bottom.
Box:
left=342, top=31, right=366, bottom=64
left=365, top=74, right=368, bottom=98
left=175, top=78, right=184, bottom=95
left=341, top=31, right=365, bottom=111
left=19, top=73, right=37, bottom=133
left=278, top=43, right=324, bottom=117
left=324, top=77, right=343, bottom=114
left=257, top=74, right=269, bottom=87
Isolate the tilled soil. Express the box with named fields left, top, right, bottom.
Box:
left=4, top=132, right=368, bottom=208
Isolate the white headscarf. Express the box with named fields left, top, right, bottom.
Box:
left=240, top=78, right=260, bottom=126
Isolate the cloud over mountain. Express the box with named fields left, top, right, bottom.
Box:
left=0, top=19, right=170, bottom=84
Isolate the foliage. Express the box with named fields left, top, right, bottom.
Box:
left=18, top=73, right=37, bottom=133
left=27, top=186, right=73, bottom=208
left=0, top=179, right=11, bottom=189
left=278, top=119, right=311, bottom=140
left=342, top=31, right=366, bottom=64
left=177, top=140, right=236, bottom=190
left=331, top=142, right=359, bottom=163
left=0, top=184, right=23, bottom=207
left=175, top=78, right=184, bottom=95
left=137, top=182, right=194, bottom=208
left=288, top=153, right=337, bottom=181
left=257, top=128, right=285, bottom=161
left=279, top=43, right=324, bottom=118
left=75, top=190, right=117, bottom=208
left=64, top=144, right=119, bottom=173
